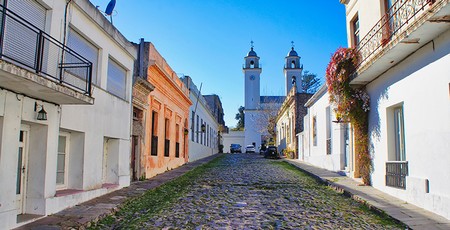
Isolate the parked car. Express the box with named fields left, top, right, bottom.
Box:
left=245, top=145, right=256, bottom=153
left=259, top=145, right=267, bottom=155
left=264, top=146, right=280, bottom=159
left=230, top=144, right=242, bottom=153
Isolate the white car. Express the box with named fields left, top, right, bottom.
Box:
left=245, top=145, right=256, bottom=153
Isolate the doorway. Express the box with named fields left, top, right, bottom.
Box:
left=16, top=124, right=30, bottom=214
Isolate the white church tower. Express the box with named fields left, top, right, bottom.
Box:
left=284, top=43, right=303, bottom=95
left=243, top=43, right=262, bottom=148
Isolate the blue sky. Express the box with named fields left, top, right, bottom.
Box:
left=90, top=0, right=348, bottom=128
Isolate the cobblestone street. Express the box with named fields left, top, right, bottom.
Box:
left=93, top=153, right=403, bottom=229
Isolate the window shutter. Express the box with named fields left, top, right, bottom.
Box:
left=67, top=29, right=98, bottom=84
left=107, top=58, right=127, bottom=99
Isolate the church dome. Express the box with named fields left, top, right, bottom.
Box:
left=287, top=47, right=298, bottom=57
left=247, top=47, right=257, bottom=57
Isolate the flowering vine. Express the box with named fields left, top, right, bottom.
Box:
left=325, top=47, right=372, bottom=185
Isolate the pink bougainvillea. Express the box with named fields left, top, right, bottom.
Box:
left=325, top=47, right=372, bottom=185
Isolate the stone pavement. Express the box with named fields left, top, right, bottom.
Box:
left=95, top=153, right=406, bottom=229
left=285, top=159, right=450, bottom=230
left=15, top=154, right=222, bottom=230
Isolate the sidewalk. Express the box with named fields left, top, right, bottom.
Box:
left=285, top=159, right=450, bottom=230
left=15, top=154, right=222, bottom=230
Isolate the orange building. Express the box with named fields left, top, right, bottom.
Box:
left=138, top=42, right=192, bottom=178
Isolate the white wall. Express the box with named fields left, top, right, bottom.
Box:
left=302, top=90, right=348, bottom=172
left=367, top=29, right=450, bottom=220
left=222, top=131, right=245, bottom=153
left=0, top=0, right=136, bottom=228
left=188, top=82, right=219, bottom=162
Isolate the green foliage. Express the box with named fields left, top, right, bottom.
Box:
left=234, top=106, right=245, bottom=130
left=301, top=70, right=321, bottom=94
left=325, top=47, right=372, bottom=185
left=89, top=155, right=225, bottom=229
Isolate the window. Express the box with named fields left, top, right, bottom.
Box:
left=67, top=29, right=98, bottom=84
left=107, top=57, right=127, bottom=99
left=191, top=111, right=195, bottom=141
left=56, top=133, right=70, bottom=189
left=326, top=107, right=332, bottom=155
left=175, top=124, right=180, bottom=158
left=200, top=119, right=203, bottom=145
left=312, top=116, right=317, bottom=146
left=393, top=107, right=406, bottom=161
left=164, top=118, right=170, bottom=157
left=351, top=15, right=360, bottom=47
left=250, top=60, right=255, bottom=68
left=207, top=124, right=210, bottom=147
left=196, top=115, right=199, bottom=143
left=151, top=111, right=158, bottom=156
left=291, top=60, right=296, bottom=68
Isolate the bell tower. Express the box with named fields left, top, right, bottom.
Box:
left=243, top=42, right=262, bottom=148
left=243, top=41, right=262, bottom=110
left=284, top=42, right=303, bottom=95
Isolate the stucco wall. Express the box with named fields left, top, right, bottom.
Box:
left=367, top=28, right=450, bottom=219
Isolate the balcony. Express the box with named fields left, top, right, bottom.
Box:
left=352, top=0, right=450, bottom=85
left=0, top=4, right=93, bottom=104
left=386, top=161, right=408, bottom=189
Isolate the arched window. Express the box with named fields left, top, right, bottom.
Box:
left=292, top=76, right=296, bottom=85
left=250, top=60, right=255, bottom=68
left=291, top=60, right=296, bottom=68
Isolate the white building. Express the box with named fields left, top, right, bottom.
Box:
left=182, top=76, right=220, bottom=162
left=243, top=46, right=286, bottom=149
left=300, top=86, right=355, bottom=176
left=341, top=0, right=450, bottom=219
left=0, top=0, right=135, bottom=228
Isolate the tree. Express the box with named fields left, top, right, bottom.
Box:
left=249, top=98, right=283, bottom=143
left=301, top=71, right=321, bottom=94
left=232, top=106, right=245, bottom=131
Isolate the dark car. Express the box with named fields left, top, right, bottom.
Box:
left=230, top=144, right=242, bottom=153
left=264, top=146, right=280, bottom=159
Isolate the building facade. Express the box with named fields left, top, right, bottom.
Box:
left=276, top=47, right=311, bottom=157
left=300, top=86, right=356, bottom=176
left=243, top=46, right=285, bottom=150
left=341, top=0, right=450, bottom=219
left=276, top=86, right=311, bottom=158
left=131, top=40, right=155, bottom=181
left=0, top=0, right=136, bottom=228
left=181, top=76, right=220, bottom=162
left=142, top=42, right=192, bottom=179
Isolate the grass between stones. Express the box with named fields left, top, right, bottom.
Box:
left=88, top=155, right=226, bottom=230
left=272, top=161, right=407, bottom=228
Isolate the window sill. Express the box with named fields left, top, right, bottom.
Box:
left=55, top=189, right=83, bottom=197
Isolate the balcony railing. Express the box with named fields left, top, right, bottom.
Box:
left=356, top=0, right=434, bottom=68
left=0, top=4, right=92, bottom=96
left=386, top=161, right=408, bottom=189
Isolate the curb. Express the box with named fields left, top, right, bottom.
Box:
left=283, top=160, right=409, bottom=229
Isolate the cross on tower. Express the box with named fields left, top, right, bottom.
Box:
left=251, top=40, right=254, bottom=48
left=291, top=41, right=295, bottom=48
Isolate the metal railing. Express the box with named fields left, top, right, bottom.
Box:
left=0, top=4, right=92, bottom=95
left=175, top=142, right=180, bottom=158
left=386, top=161, right=408, bottom=189
left=356, top=0, right=433, bottom=68
left=164, top=139, right=170, bottom=157
left=151, top=136, right=158, bottom=156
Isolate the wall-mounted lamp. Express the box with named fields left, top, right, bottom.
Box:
left=201, top=124, right=206, bottom=133
left=34, top=102, right=47, bottom=121
left=184, top=128, right=189, bottom=135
